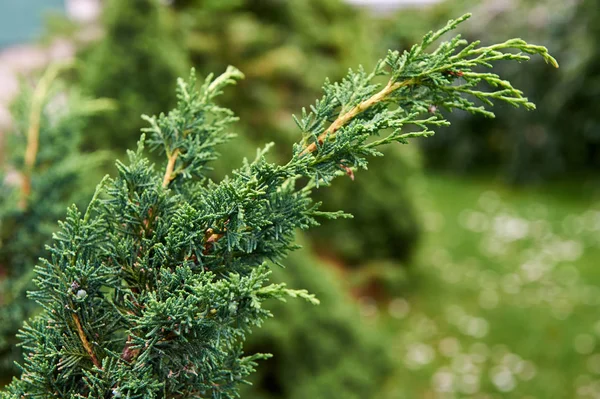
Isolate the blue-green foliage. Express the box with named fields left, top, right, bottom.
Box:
left=2, top=15, right=555, bottom=397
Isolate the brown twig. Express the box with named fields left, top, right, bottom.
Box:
left=299, top=78, right=416, bottom=157
left=72, top=313, right=101, bottom=369
left=162, top=149, right=180, bottom=188
left=20, top=63, right=69, bottom=209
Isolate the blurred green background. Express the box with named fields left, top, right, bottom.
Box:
left=1, top=0, right=599, bottom=397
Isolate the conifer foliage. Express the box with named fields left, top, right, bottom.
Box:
left=2, top=15, right=556, bottom=397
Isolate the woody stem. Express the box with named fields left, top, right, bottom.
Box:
left=299, top=77, right=416, bottom=157
left=72, top=313, right=101, bottom=369
left=162, top=149, right=180, bottom=188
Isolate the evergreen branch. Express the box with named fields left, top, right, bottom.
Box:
left=146, top=66, right=244, bottom=189
left=296, top=13, right=558, bottom=165
left=0, top=73, right=115, bottom=382
left=84, top=175, right=110, bottom=223
left=2, top=15, right=557, bottom=398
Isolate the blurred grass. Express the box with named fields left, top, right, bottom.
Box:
left=379, top=173, right=600, bottom=398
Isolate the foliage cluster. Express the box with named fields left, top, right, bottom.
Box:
left=67, top=3, right=426, bottom=395
left=80, top=0, right=424, bottom=268
left=0, top=1, right=402, bottom=393
left=1, top=15, right=555, bottom=397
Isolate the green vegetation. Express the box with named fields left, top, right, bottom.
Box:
left=243, top=238, right=393, bottom=399
left=81, top=0, right=425, bottom=267
left=0, top=15, right=555, bottom=397
left=5, top=1, right=597, bottom=397
left=79, top=0, right=187, bottom=152
left=2, top=2, right=409, bottom=393
left=0, top=66, right=110, bottom=381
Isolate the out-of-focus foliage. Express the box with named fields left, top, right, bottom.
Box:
left=390, top=0, right=599, bottom=183
left=310, top=145, right=423, bottom=266
left=242, top=239, right=393, bottom=399
left=0, top=70, right=109, bottom=381
left=78, top=0, right=188, bottom=152
left=174, top=0, right=377, bottom=131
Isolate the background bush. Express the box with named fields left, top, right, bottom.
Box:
left=0, top=75, right=109, bottom=380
